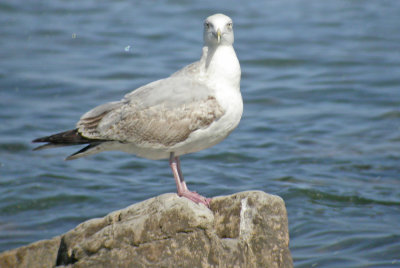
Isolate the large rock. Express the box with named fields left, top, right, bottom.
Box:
left=0, top=191, right=292, bottom=268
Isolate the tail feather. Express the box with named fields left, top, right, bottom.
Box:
left=33, top=129, right=109, bottom=159
left=65, top=143, right=102, bottom=160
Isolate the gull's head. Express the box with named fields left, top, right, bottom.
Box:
left=203, top=13, right=234, bottom=47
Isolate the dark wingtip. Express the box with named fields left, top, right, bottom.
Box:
left=33, top=143, right=71, bottom=151
left=32, top=129, right=106, bottom=155
left=32, top=129, right=96, bottom=148
left=32, top=137, right=47, bottom=143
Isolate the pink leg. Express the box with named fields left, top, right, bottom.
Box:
left=175, top=156, right=188, bottom=191
left=169, top=153, right=211, bottom=207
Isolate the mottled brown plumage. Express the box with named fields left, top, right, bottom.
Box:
left=77, top=96, right=224, bottom=147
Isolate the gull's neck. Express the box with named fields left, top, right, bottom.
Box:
left=200, top=44, right=241, bottom=89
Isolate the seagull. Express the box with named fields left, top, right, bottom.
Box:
left=33, top=13, right=242, bottom=207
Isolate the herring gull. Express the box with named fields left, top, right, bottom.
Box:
left=33, top=13, right=242, bottom=207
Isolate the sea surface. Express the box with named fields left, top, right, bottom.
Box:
left=1, top=1, right=399, bottom=267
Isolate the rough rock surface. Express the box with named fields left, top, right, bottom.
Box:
left=0, top=191, right=293, bottom=268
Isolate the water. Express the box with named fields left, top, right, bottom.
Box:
left=1, top=0, right=400, bottom=266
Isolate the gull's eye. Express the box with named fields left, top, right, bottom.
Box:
left=204, top=22, right=211, bottom=29
left=227, top=22, right=233, bottom=29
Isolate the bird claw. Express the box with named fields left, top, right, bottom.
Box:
left=178, top=190, right=211, bottom=208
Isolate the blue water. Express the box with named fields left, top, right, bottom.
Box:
left=1, top=1, right=400, bottom=267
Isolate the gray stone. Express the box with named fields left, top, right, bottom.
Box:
left=0, top=191, right=293, bottom=268
left=0, top=236, right=60, bottom=268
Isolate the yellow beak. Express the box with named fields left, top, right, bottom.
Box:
left=217, top=29, right=221, bottom=43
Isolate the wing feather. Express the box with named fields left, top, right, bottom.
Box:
left=81, top=96, right=224, bottom=146
left=77, top=63, right=224, bottom=147
left=79, top=95, right=224, bottom=147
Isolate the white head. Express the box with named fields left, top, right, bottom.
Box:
left=203, top=13, right=234, bottom=47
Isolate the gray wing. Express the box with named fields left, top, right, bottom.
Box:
left=77, top=69, right=225, bottom=147
left=122, top=61, right=210, bottom=108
